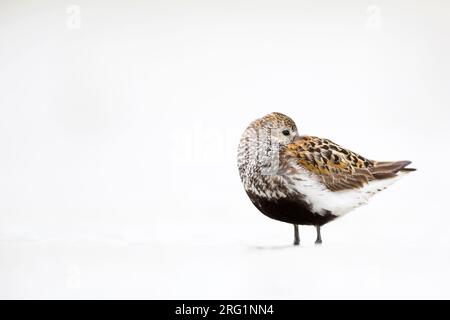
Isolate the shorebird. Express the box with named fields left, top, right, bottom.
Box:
left=237, top=112, right=415, bottom=245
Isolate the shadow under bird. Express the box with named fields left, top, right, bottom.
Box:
left=237, top=112, right=416, bottom=245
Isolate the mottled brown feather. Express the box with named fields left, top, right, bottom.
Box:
left=282, top=136, right=415, bottom=191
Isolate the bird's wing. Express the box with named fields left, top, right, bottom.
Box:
left=282, top=136, right=415, bottom=191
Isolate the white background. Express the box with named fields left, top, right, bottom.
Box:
left=1, top=0, right=449, bottom=299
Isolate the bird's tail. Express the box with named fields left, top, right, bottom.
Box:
left=370, top=160, right=416, bottom=179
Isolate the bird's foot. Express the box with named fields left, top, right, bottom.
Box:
left=293, top=240, right=300, bottom=246
left=315, top=239, right=322, bottom=246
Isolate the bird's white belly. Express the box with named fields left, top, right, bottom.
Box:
left=291, top=168, right=404, bottom=216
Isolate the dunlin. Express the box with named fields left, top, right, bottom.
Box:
left=237, top=112, right=415, bottom=245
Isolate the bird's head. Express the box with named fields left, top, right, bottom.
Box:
left=254, top=112, right=299, bottom=147
left=237, top=112, right=299, bottom=181
left=238, top=112, right=298, bottom=171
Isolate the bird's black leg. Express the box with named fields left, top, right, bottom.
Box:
left=293, top=224, right=300, bottom=246
left=315, top=225, right=322, bottom=245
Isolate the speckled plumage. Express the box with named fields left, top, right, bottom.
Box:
left=237, top=112, right=415, bottom=245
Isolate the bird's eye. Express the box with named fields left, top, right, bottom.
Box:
left=282, top=129, right=290, bottom=136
